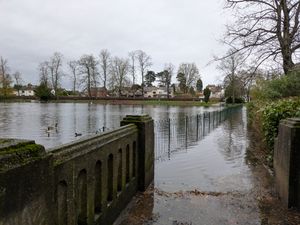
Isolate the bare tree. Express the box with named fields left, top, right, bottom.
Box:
left=13, top=71, right=23, bottom=96
left=99, top=49, right=110, bottom=89
left=136, top=50, right=152, bottom=95
left=217, top=49, right=245, bottom=103
left=0, top=57, right=12, bottom=96
left=38, top=61, right=49, bottom=86
left=224, top=0, right=300, bottom=74
left=109, top=57, right=130, bottom=96
left=68, top=60, right=79, bottom=93
left=78, top=54, right=98, bottom=98
left=177, top=63, right=200, bottom=93
left=128, top=51, right=137, bottom=85
left=91, top=59, right=99, bottom=89
left=48, top=52, right=63, bottom=96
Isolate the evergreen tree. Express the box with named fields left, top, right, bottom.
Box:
left=203, top=87, right=211, bottom=103
left=145, top=71, right=156, bottom=87
left=196, top=79, right=203, bottom=92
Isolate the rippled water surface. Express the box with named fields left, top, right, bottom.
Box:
left=2, top=102, right=299, bottom=224
left=155, top=106, right=250, bottom=192
left=0, top=102, right=222, bottom=149
left=0, top=102, right=246, bottom=192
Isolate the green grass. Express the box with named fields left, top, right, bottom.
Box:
left=0, top=96, right=221, bottom=107
left=52, top=99, right=215, bottom=106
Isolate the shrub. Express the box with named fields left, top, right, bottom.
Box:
left=251, top=71, right=300, bottom=100
left=203, top=87, right=211, bottom=103
left=261, top=98, right=300, bottom=151
left=34, top=83, right=53, bottom=101
left=226, top=96, right=245, bottom=104
left=247, top=98, right=300, bottom=167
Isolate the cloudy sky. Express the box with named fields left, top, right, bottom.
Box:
left=0, top=0, right=232, bottom=89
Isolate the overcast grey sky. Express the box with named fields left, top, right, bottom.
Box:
left=0, top=0, right=231, bottom=88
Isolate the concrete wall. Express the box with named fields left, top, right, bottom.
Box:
left=274, top=118, right=300, bottom=208
left=0, top=115, right=154, bottom=225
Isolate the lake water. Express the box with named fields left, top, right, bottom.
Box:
left=1, top=102, right=259, bottom=224
left=2, top=102, right=297, bottom=224
left=0, top=102, right=223, bottom=149
left=0, top=102, right=244, bottom=192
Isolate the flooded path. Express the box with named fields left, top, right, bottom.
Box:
left=115, top=107, right=300, bottom=225
left=1, top=102, right=300, bottom=224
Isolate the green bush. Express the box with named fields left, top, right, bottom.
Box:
left=252, top=72, right=300, bottom=100
left=225, top=96, right=245, bottom=104
left=203, top=87, right=211, bottom=103
left=262, top=98, right=300, bottom=150
left=34, top=83, right=53, bottom=101
left=247, top=98, right=300, bottom=167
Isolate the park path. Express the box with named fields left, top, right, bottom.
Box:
left=115, top=107, right=300, bottom=225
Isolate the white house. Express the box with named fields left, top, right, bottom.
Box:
left=206, top=85, right=224, bottom=99
left=144, top=86, right=173, bottom=98
left=14, top=84, right=35, bottom=96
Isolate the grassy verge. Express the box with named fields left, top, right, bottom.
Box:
left=87, top=99, right=214, bottom=106
left=8, top=98, right=216, bottom=107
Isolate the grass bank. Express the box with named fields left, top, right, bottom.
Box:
left=54, top=99, right=215, bottom=107
left=0, top=96, right=219, bottom=106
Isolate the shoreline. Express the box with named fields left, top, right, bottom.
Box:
left=0, top=97, right=220, bottom=107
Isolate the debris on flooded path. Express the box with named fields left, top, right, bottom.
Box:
left=115, top=164, right=300, bottom=225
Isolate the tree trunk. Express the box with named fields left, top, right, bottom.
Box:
left=282, top=50, right=294, bottom=74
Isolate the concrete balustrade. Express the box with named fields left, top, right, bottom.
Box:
left=0, top=115, right=154, bottom=225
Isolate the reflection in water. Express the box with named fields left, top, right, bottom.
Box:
left=154, top=106, right=252, bottom=193
left=0, top=102, right=221, bottom=149
left=117, top=106, right=286, bottom=225
left=154, top=107, right=233, bottom=162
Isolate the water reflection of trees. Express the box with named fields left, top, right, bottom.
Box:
left=154, top=107, right=237, bottom=161
left=216, top=107, right=246, bottom=164
left=0, top=103, right=243, bottom=151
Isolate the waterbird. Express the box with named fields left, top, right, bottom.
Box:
left=75, top=132, right=82, bottom=137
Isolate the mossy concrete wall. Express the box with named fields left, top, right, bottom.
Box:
left=0, top=115, right=154, bottom=225
left=274, top=118, right=300, bottom=208
left=0, top=139, right=54, bottom=225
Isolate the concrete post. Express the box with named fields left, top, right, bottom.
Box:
left=274, top=118, right=300, bottom=208
left=0, top=139, right=54, bottom=225
left=121, top=115, right=154, bottom=191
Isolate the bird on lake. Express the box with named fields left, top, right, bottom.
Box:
left=75, top=132, right=82, bottom=137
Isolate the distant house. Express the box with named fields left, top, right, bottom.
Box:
left=119, top=87, right=143, bottom=97
left=90, top=87, right=108, bottom=97
left=144, top=86, right=173, bottom=98
left=198, top=92, right=205, bottom=101
left=144, top=87, right=158, bottom=98
left=13, top=84, right=35, bottom=96
left=206, top=85, right=224, bottom=99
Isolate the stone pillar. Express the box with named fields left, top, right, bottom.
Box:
left=121, top=115, right=154, bottom=191
left=0, top=139, right=54, bottom=225
left=274, top=118, right=300, bottom=208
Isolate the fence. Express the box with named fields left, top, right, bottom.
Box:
left=154, top=107, right=235, bottom=161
